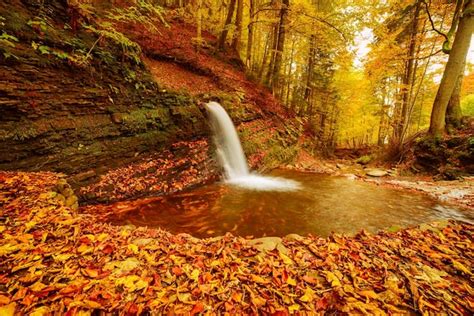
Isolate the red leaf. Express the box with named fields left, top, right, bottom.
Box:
left=190, top=302, right=204, bottom=315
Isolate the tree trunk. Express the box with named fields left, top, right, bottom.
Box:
left=304, top=34, right=316, bottom=102
left=258, top=32, right=269, bottom=81
left=218, top=0, right=237, bottom=49
left=265, top=22, right=279, bottom=85
left=429, top=0, right=473, bottom=135
left=396, top=0, right=421, bottom=141
left=271, top=0, right=290, bottom=92
left=446, top=69, right=464, bottom=130
left=194, top=0, right=202, bottom=42
left=246, top=0, right=255, bottom=68
left=232, top=0, right=243, bottom=53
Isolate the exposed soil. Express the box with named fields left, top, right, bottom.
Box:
left=144, top=58, right=219, bottom=95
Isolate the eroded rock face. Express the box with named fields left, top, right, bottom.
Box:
left=0, top=1, right=215, bottom=176
left=0, top=0, right=299, bottom=203
left=0, top=53, right=207, bottom=174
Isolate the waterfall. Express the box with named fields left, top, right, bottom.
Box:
left=205, top=101, right=300, bottom=191
left=205, top=101, right=249, bottom=179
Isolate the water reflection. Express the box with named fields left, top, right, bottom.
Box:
left=108, top=170, right=473, bottom=238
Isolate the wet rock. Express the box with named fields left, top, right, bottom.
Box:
left=61, top=187, right=74, bottom=197
left=285, top=234, right=304, bottom=242
left=356, top=155, right=372, bottom=165
left=55, top=194, right=66, bottom=204
left=71, top=170, right=96, bottom=182
left=110, top=113, right=123, bottom=124
left=344, top=174, right=358, bottom=180
left=65, top=195, right=78, bottom=207
left=248, top=237, right=288, bottom=254
left=365, top=169, right=388, bottom=177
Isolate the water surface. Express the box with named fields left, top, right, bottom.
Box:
left=109, top=170, right=472, bottom=238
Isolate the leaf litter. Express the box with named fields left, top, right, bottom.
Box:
left=0, top=171, right=473, bottom=314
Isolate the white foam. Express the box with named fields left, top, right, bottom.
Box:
left=226, top=174, right=301, bottom=191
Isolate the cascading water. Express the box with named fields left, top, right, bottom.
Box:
left=205, top=101, right=300, bottom=191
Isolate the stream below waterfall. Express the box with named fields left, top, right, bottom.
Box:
left=108, top=169, right=473, bottom=238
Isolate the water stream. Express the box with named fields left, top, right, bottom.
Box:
left=109, top=170, right=472, bottom=238
left=107, top=102, right=473, bottom=238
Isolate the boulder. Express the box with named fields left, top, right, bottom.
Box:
left=365, top=169, right=388, bottom=177
left=248, top=237, right=288, bottom=254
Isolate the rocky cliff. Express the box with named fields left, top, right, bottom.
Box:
left=0, top=0, right=299, bottom=202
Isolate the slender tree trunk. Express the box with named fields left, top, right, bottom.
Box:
left=232, top=0, right=243, bottom=53
left=259, top=30, right=271, bottom=82
left=194, top=0, right=202, bottom=42
left=429, top=0, right=473, bottom=135
left=271, top=0, right=290, bottom=92
left=218, top=0, right=237, bottom=49
left=446, top=69, right=464, bottom=130
left=246, top=0, right=255, bottom=68
left=304, top=34, right=316, bottom=102
left=265, top=23, right=279, bottom=85
left=397, top=0, right=420, bottom=141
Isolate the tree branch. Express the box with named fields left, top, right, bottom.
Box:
left=421, top=0, right=449, bottom=43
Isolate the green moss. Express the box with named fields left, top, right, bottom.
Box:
left=356, top=155, right=372, bottom=165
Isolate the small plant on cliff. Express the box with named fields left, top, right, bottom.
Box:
left=83, top=23, right=142, bottom=65
left=106, top=0, right=166, bottom=32
left=0, top=16, right=19, bottom=59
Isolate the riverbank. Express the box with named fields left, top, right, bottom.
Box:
left=1, top=171, right=472, bottom=314
left=283, top=152, right=474, bottom=210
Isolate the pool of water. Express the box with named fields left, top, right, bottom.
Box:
left=108, top=170, right=473, bottom=238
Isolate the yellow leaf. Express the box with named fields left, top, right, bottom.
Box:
left=359, top=290, right=378, bottom=300
left=286, top=276, right=297, bottom=286
left=0, top=303, right=16, bottom=316
left=0, top=244, right=19, bottom=256
left=328, top=242, right=340, bottom=251
left=300, top=287, right=315, bottom=302
left=135, top=279, right=148, bottom=291
left=115, top=275, right=148, bottom=292
left=82, top=268, right=99, bottom=278
left=30, top=306, right=50, bottom=316
left=452, top=261, right=471, bottom=275
left=279, top=252, right=294, bottom=265
left=289, top=304, right=300, bottom=312
left=251, top=275, right=268, bottom=284
left=128, top=244, right=139, bottom=254
left=251, top=295, right=266, bottom=307
left=53, top=253, right=73, bottom=262
left=190, top=269, right=200, bottom=281
left=78, top=244, right=93, bottom=255
left=58, top=218, right=78, bottom=225
left=326, top=271, right=341, bottom=287
left=84, top=234, right=96, bottom=242
left=120, top=230, right=130, bottom=238
left=0, top=226, right=5, bottom=233
left=30, top=282, right=47, bottom=292
left=177, top=292, right=192, bottom=303
left=97, top=233, right=109, bottom=242
left=84, top=300, right=102, bottom=309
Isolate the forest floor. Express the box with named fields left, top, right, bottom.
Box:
left=1, top=171, right=473, bottom=315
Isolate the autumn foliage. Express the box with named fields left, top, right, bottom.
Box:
left=1, top=172, right=473, bottom=314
